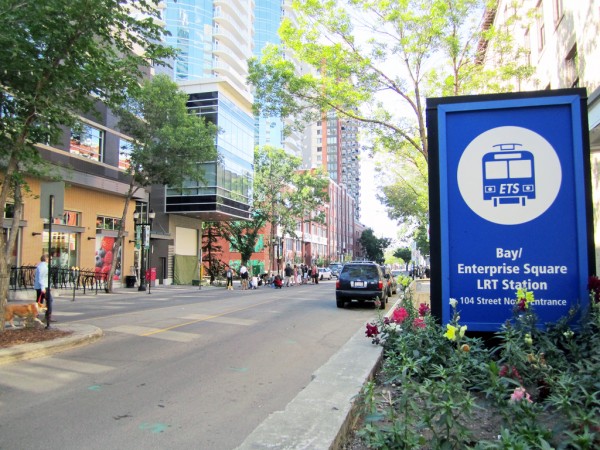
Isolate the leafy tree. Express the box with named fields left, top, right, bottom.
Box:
left=218, top=147, right=329, bottom=273
left=218, top=220, right=262, bottom=267
left=252, top=146, right=302, bottom=271
left=359, top=228, right=391, bottom=264
left=248, top=0, right=533, bottom=248
left=394, top=247, right=412, bottom=269
left=0, top=0, right=175, bottom=328
left=414, top=223, right=430, bottom=257
left=109, top=74, right=218, bottom=291
left=288, top=168, right=330, bottom=262
left=202, top=223, right=225, bottom=285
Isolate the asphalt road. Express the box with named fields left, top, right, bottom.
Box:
left=0, top=281, right=386, bottom=450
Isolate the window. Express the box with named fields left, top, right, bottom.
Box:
left=70, top=122, right=104, bottom=162
left=553, top=0, right=563, bottom=25
left=44, top=231, right=78, bottom=268
left=96, top=215, right=122, bottom=231
left=565, top=45, right=579, bottom=87
left=4, top=203, right=14, bottom=219
left=119, top=139, right=133, bottom=170
left=53, top=210, right=81, bottom=226
left=537, top=1, right=545, bottom=52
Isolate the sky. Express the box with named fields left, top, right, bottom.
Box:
left=359, top=155, right=400, bottom=242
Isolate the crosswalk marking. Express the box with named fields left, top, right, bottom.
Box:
left=180, top=314, right=256, bottom=326
left=105, top=325, right=200, bottom=343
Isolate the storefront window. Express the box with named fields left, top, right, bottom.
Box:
left=43, top=232, right=78, bottom=268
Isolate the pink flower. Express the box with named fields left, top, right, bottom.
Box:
left=418, top=303, right=430, bottom=316
left=392, top=307, right=409, bottom=324
left=510, top=387, right=532, bottom=403
left=413, top=317, right=426, bottom=329
left=365, top=323, right=379, bottom=338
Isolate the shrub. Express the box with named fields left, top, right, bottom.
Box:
left=357, top=287, right=600, bottom=449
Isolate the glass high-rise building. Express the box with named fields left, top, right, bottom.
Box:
left=163, top=0, right=255, bottom=221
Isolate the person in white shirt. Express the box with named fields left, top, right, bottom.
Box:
left=34, top=254, right=53, bottom=328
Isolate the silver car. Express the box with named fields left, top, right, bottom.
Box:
left=318, top=267, right=333, bottom=280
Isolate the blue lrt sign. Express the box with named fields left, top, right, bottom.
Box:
left=426, top=89, right=594, bottom=331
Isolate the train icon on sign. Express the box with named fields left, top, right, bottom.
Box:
left=482, top=143, right=536, bottom=207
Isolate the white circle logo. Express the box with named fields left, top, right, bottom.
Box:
left=457, top=126, right=561, bottom=225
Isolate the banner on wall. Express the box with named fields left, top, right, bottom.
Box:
left=95, top=236, right=121, bottom=280
left=426, top=89, right=594, bottom=331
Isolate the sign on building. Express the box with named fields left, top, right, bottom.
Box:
left=426, top=89, right=594, bottom=331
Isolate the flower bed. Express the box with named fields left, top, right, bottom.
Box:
left=353, top=285, right=600, bottom=449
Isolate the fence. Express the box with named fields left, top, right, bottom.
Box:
left=10, top=266, right=109, bottom=295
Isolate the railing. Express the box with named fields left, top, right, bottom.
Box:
left=10, top=266, right=109, bottom=295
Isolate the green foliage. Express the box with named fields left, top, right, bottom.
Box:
left=358, top=228, right=391, bottom=264
left=357, top=290, right=600, bottom=448
left=393, top=247, right=412, bottom=265
left=0, top=0, right=176, bottom=317
left=249, top=0, right=535, bottom=242
left=217, top=220, right=261, bottom=267
left=116, top=74, right=218, bottom=188
left=229, top=146, right=328, bottom=269
left=103, top=75, right=217, bottom=292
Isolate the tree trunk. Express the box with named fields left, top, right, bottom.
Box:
left=0, top=151, right=23, bottom=331
left=106, top=178, right=137, bottom=293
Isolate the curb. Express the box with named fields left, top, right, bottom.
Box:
left=0, top=323, right=103, bottom=366
left=236, top=297, right=401, bottom=450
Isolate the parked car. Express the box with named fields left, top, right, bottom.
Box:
left=318, top=267, right=333, bottom=280
left=391, top=269, right=411, bottom=278
left=381, top=265, right=398, bottom=296
left=329, top=262, right=343, bottom=278
left=335, top=262, right=388, bottom=309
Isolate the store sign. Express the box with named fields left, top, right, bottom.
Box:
left=427, top=89, right=593, bottom=331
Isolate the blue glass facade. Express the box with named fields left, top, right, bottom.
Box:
left=164, top=0, right=214, bottom=81
left=254, top=0, right=283, bottom=149
left=166, top=90, right=254, bottom=220
left=163, top=0, right=255, bottom=220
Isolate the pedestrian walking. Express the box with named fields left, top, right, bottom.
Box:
left=225, top=267, right=234, bottom=290
left=34, top=253, right=53, bottom=328
left=239, top=264, right=249, bottom=290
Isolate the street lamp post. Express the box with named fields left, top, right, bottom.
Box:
left=133, top=209, right=155, bottom=292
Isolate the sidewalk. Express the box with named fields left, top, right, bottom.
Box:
left=0, top=323, right=103, bottom=366
left=2, top=285, right=397, bottom=449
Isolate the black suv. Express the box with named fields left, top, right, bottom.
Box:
left=335, top=262, right=388, bottom=309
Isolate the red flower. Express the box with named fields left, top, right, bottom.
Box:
left=588, top=276, right=600, bottom=303
left=499, top=365, right=508, bottom=377
left=499, top=365, right=523, bottom=383
left=392, top=307, right=409, bottom=324
left=365, top=323, right=379, bottom=338
left=413, top=317, right=426, bottom=329
left=516, top=297, right=527, bottom=311
left=418, top=303, right=430, bottom=316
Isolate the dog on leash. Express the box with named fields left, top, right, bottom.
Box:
left=4, top=301, right=47, bottom=327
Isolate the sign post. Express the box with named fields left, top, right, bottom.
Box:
left=427, top=89, right=594, bottom=331
left=40, top=182, right=65, bottom=292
